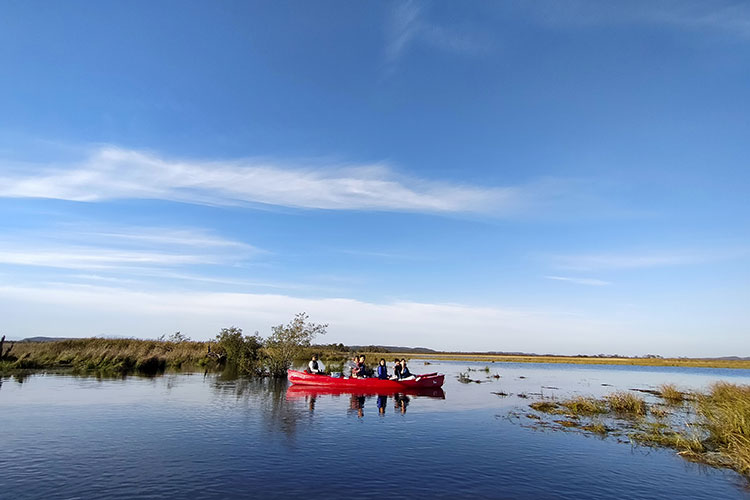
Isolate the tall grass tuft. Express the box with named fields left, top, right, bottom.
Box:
left=698, top=382, right=750, bottom=475
left=658, top=383, right=685, bottom=404
left=605, top=391, right=647, bottom=416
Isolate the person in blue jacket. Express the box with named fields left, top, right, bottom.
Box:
left=376, top=358, right=388, bottom=379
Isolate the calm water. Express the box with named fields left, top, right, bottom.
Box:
left=3, top=361, right=750, bottom=499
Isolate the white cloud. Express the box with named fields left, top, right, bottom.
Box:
left=0, top=146, right=521, bottom=214
left=0, top=225, right=258, bottom=272
left=385, top=0, right=490, bottom=67
left=544, top=275, right=611, bottom=286
left=549, top=251, right=719, bottom=271
left=0, top=283, right=620, bottom=353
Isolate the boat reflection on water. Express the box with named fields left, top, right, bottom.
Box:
left=286, top=385, right=445, bottom=417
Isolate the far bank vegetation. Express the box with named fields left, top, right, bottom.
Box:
left=0, top=312, right=336, bottom=377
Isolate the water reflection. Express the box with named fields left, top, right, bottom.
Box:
left=286, top=385, right=445, bottom=418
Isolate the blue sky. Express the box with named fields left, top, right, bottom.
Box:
left=0, top=1, right=748, bottom=356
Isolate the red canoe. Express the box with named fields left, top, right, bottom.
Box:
left=286, top=384, right=446, bottom=399
left=287, top=369, right=445, bottom=389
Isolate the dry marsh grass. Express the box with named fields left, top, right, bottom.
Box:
left=2, top=338, right=211, bottom=374
left=560, top=396, right=607, bottom=416
left=658, top=383, right=685, bottom=404
left=698, top=382, right=750, bottom=475
left=605, top=391, right=647, bottom=416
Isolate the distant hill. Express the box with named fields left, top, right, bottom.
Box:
left=348, top=345, right=438, bottom=354
left=20, top=336, right=73, bottom=342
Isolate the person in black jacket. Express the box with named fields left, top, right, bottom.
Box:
left=390, top=357, right=402, bottom=380
left=306, top=354, right=325, bottom=374
left=399, top=358, right=416, bottom=380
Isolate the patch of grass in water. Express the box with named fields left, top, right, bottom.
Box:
left=649, top=405, right=670, bottom=419
left=522, top=382, right=750, bottom=482
left=560, top=396, right=608, bottom=416
left=631, top=421, right=705, bottom=454
left=605, top=391, right=647, bottom=416
left=698, top=382, right=750, bottom=476
left=529, top=401, right=562, bottom=413
left=554, top=419, right=579, bottom=428
left=581, top=420, right=608, bottom=435
left=658, top=383, right=685, bottom=404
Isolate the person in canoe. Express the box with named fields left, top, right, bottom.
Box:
left=344, top=355, right=358, bottom=378
left=399, top=358, right=417, bottom=380
left=305, top=354, right=326, bottom=375
left=390, top=357, right=402, bottom=380
left=376, top=358, right=389, bottom=379
left=354, top=355, right=373, bottom=378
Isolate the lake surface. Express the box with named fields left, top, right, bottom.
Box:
left=3, top=361, right=750, bottom=499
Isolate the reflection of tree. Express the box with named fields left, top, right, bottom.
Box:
left=210, top=375, right=308, bottom=439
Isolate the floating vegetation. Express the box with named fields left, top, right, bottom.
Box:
left=581, top=420, right=609, bottom=435
left=529, top=401, right=560, bottom=413
left=554, top=419, right=579, bottom=428
left=649, top=406, right=670, bottom=419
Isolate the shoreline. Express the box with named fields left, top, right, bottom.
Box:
left=362, top=352, right=750, bottom=370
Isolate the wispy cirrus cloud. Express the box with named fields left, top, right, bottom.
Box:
left=548, top=248, right=747, bottom=272
left=508, top=0, right=750, bottom=39
left=0, top=146, right=526, bottom=214
left=385, top=0, right=490, bottom=68
left=544, top=275, right=611, bottom=286
left=0, top=225, right=259, bottom=272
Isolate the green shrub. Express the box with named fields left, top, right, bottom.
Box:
left=263, top=312, right=327, bottom=377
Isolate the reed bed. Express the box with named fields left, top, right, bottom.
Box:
left=2, top=338, right=211, bottom=374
